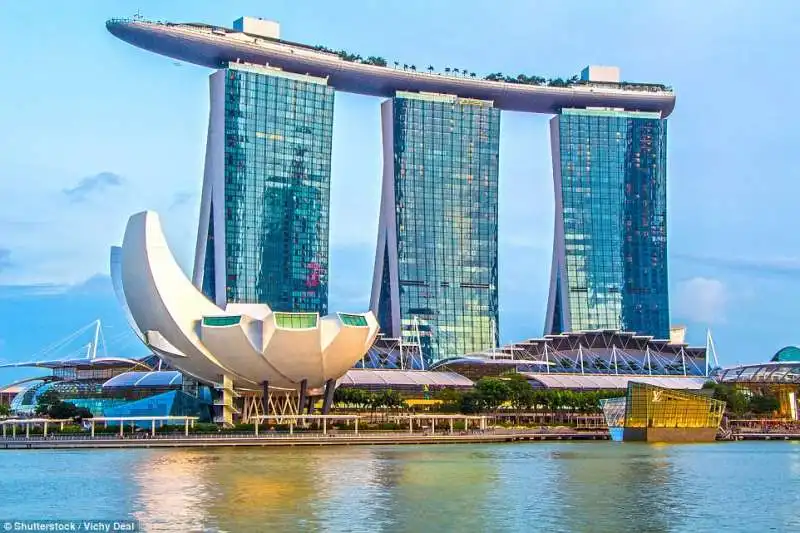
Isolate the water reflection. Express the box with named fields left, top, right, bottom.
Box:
left=7, top=442, right=800, bottom=532
left=548, top=443, right=684, bottom=532
left=131, top=450, right=218, bottom=532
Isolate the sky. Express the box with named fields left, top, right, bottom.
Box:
left=1, top=0, right=799, bottom=383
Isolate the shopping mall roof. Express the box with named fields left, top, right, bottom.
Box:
left=0, top=356, right=151, bottom=370
left=102, top=371, right=183, bottom=389
left=717, top=362, right=800, bottom=385
left=338, top=369, right=473, bottom=388
left=523, top=374, right=708, bottom=390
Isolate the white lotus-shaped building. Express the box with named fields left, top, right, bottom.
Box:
left=113, top=211, right=379, bottom=394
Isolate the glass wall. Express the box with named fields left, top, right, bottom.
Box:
left=551, top=108, right=669, bottom=338
left=223, top=65, right=334, bottom=313
left=387, top=92, right=500, bottom=364
left=624, top=382, right=725, bottom=429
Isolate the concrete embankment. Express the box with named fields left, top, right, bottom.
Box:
left=0, top=431, right=609, bottom=450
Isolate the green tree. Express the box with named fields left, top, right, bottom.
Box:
left=0, top=403, right=10, bottom=417
left=475, top=377, right=510, bottom=411
left=710, top=383, right=748, bottom=416
left=459, top=391, right=483, bottom=414
left=35, top=389, right=61, bottom=416
left=48, top=401, right=78, bottom=420
left=505, top=374, right=535, bottom=423
left=506, top=375, right=535, bottom=412
left=434, top=388, right=463, bottom=412
left=750, top=394, right=780, bottom=415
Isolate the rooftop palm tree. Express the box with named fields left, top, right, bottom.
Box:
left=427, top=65, right=434, bottom=73
left=394, top=61, right=399, bottom=68
left=410, top=65, right=416, bottom=72
left=445, top=67, right=451, bottom=73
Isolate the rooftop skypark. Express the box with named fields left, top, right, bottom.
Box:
left=106, top=16, right=676, bottom=116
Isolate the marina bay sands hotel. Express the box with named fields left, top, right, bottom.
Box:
left=107, top=16, right=674, bottom=365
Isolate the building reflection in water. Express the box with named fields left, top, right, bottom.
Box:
left=548, top=443, right=685, bottom=532
left=129, top=446, right=499, bottom=532
left=365, top=446, right=499, bottom=531
left=130, top=450, right=218, bottom=532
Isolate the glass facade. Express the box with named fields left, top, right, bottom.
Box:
left=202, top=315, right=242, bottom=327
left=624, top=382, right=725, bottom=430
left=339, top=313, right=368, bottom=327
left=274, top=312, right=317, bottom=329
left=377, top=92, right=500, bottom=364
left=549, top=108, right=669, bottom=338
left=218, top=64, right=334, bottom=313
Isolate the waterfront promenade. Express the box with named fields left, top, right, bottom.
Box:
left=0, top=429, right=609, bottom=449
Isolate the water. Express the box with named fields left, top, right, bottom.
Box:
left=0, top=441, right=798, bottom=532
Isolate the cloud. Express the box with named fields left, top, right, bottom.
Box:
left=0, top=249, right=10, bottom=272
left=169, top=191, right=195, bottom=210
left=673, top=253, right=800, bottom=279
left=673, top=277, right=728, bottom=325
left=62, top=172, right=124, bottom=202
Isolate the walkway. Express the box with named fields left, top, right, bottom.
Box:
left=0, top=429, right=609, bottom=449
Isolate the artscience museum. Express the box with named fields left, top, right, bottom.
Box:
left=113, top=211, right=379, bottom=424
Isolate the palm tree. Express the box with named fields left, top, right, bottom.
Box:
left=453, top=68, right=460, bottom=75
left=403, top=63, right=408, bottom=70
left=445, top=67, right=451, bottom=73
left=410, top=65, right=416, bottom=72
left=427, top=65, right=434, bottom=73
left=470, top=72, right=476, bottom=78
left=394, top=61, right=399, bottom=69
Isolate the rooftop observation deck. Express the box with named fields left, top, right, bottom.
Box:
left=106, top=18, right=676, bottom=117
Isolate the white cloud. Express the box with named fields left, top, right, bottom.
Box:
left=673, top=277, right=728, bottom=324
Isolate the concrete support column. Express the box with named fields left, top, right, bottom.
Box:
left=151, top=420, right=156, bottom=437
left=449, top=419, right=454, bottom=435
left=255, top=420, right=259, bottom=437
left=431, top=419, right=435, bottom=435
left=60, top=421, right=64, bottom=430
left=184, top=419, right=189, bottom=437
left=2, top=424, right=5, bottom=438
left=289, top=419, right=294, bottom=435
left=409, top=417, right=413, bottom=434
left=355, top=418, right=359, bottom=436
left=119, top=422, right=124, bottom=438
left=323, top=418, right=327, bottom=435
left=91, top=421, right=95, bottom=438
left=44, top=422, right=48, bottom=437
left=12, top=424, right=16, bottom=438
left=322, top=379, right=336, bottom=415
left=307, top=397, right=316, bottom=415
left=25, top=423, right=29, bottom=438
left=298, top=379, right=308, bottom=415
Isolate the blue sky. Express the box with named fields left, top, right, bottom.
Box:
left=1, top=0, right=799, bottom=382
